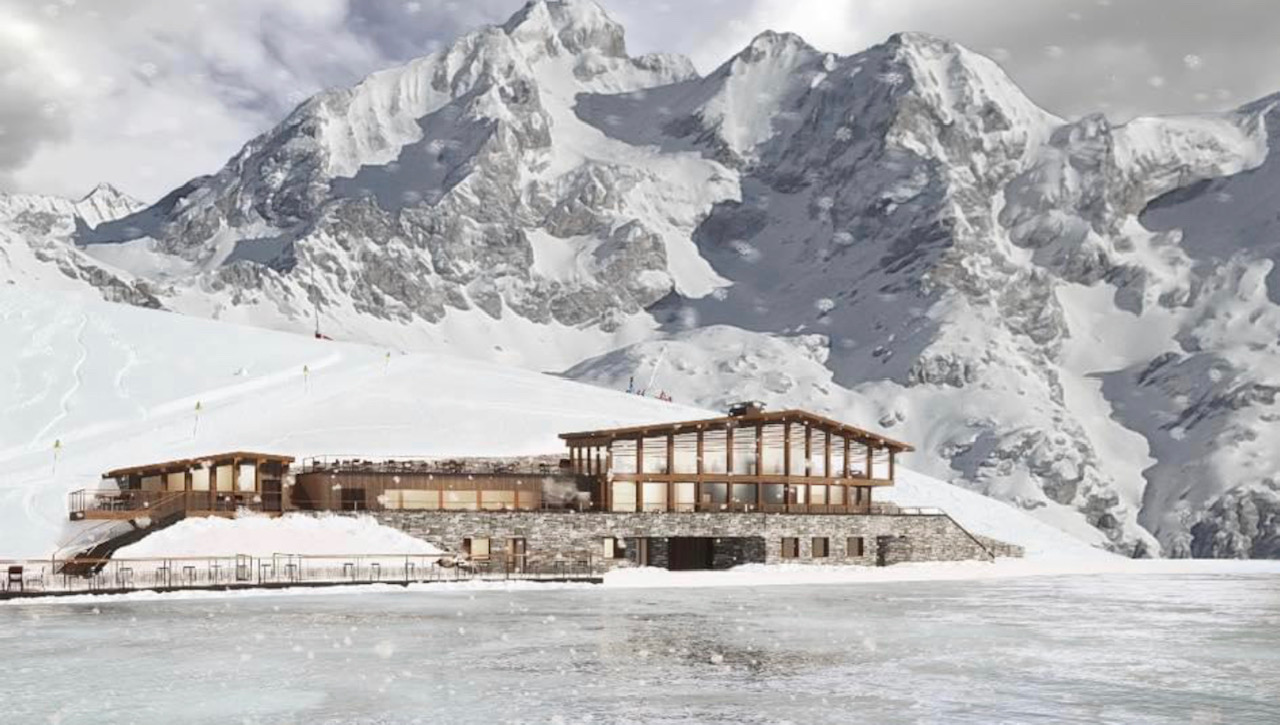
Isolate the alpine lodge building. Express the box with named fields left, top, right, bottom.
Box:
left=68, top=403, right=1021, bottom=571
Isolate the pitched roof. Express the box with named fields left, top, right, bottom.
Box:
left=560, top=409, right=913, bottom=452
left=103, top=452, right=295, bottom=478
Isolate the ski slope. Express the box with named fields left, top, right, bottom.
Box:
left=0, top=287, right=1102, bottom=561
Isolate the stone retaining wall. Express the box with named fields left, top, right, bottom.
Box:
left=373, top=510, right=1020, bottom=572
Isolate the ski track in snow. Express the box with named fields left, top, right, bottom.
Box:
left=28, top=312, right=89, bottom=449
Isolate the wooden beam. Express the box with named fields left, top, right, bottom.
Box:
left=804, top=424, right=812, bottom=477
left=843, top=436, right=851, bottom=478
left=666, top=433, right=674, bottom=476
left=696, top=430, right=704, bottom=477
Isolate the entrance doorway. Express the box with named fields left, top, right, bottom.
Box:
left=667, top=537, right=716, bottom=570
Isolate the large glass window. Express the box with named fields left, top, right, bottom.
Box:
left=762, top=483, right=785, bottom=506
left=611, top=481, right=637, bottom=512
left=481, top=490, right=516, bottom=510
left=642, top=436, right=668, bottom=474
left=788, top=484, right=807, bottom=505
left=673, top=482, right=696, bottom=512
left=731, top=483, right=757, bottom=509
left=871, top=449, right=892, bottom=480
left=140, top=475, right=163, bottom=491
left=388, top=489, right=439, bottom=510
left=165, top=472, right=186, bottom=492
left=830, top=485, right=845, bottom=506
left=190, top=468, right=210, bottom=492
left=672, top=433, right=698, bottom=474
left=702, top=430, right=727, bottom=474
left=732, top=426, right=758, bottom=475
left=215, top=465, right=234, bottom=492
left=811, top=431, right=829, bottom=478
left=831, top=435, right=846, bottom=478
left=700, top=482, right=728, bottom=509
left=788, top=423, right=806, bottom=476
left=848, top=442, right=869, bottom=477
left=760, top=424, right=785, bottom=475
left=237, top=463, right=257, bottom=492
left=810, top=485, right=828, bottom=505
left=642, top=482, right=668, bottom=512
left=612, top=440, right=637, bottom=474
left=443, top=490, right=479, bottom=511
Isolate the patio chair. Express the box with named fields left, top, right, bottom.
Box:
left=7, top=565, right=22, bottom=592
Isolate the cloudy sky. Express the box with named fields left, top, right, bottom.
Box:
left=2, top=0, right=1276, bottom=201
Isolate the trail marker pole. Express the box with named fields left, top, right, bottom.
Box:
left=52, top=439, right=62, bottom=475
left=192, top=401, right=202, bottom=438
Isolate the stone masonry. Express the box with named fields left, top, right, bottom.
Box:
left=373, top=511, right=1022, bottom=573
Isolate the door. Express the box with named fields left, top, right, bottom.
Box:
left=261, top=479, right=283, bottom=512
left=506, top=538, right=527, bottom=574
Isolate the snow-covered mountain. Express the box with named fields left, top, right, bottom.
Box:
left=4, top=0, right=1279, bottom=558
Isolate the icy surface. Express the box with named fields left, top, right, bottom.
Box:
left=2, top=573, right=1278, bottom=724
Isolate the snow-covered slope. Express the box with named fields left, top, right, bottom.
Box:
left=6, top=0, right=1280, bottom=557
left=0, top=286, right=1091, bottom=562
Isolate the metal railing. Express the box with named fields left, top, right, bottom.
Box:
left=68, top=489, right=272, bottom=520
left=298, top=455, right=569, bottom=476
left=0, top=552, right=602, bottom=598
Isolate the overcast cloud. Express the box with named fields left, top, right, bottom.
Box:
left=2, top=0, right=1277, bottom=201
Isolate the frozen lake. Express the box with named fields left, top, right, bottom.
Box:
left=2, top=573, right=1278, bottom=724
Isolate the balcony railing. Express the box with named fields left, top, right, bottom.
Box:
left=69, top=489, right=268, bottom=521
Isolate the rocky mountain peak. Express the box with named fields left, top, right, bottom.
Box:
left=503, top=0, right=628, bottom=58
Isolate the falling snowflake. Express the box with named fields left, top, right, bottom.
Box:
left=835, top=126, right=853, bottom=142
left=814, top=298, right=836, bottom=315
left=815, top=196, right=834, bottom=211
left=730, top=240, right=762, bottom=263
left=833, top=231, right=854, bottom=246
left=1148, top=76, right=1166, bottom=88
left=1183, top=54, right=1203, bottom=70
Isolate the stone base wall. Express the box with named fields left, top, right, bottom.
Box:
left=372, top=511, right=1019, bottom=572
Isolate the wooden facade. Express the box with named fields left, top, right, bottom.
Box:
left=71, top=408, right=912, bottom=521
left=71, top=452, right=294, bottom=521
left=559, top=408, right=911, bottom=515
left=291, top=461, right=594, bottom=513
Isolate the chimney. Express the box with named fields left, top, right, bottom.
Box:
left=728, top=401, right=765, bottom=417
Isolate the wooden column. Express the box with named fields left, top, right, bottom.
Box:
left=889, top=451, right=896, bottom=481
left=866, top=444, right=873, bottom=481
left=804, top=425, right=813, bottom=477
left=666, top=434, right=674, bottom=476
left=636, top=437, right=644, bottom=477
left=696, top=429, right=704, bottom=476
left=843, top=436, right=851, bottom=478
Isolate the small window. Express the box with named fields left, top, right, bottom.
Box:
left=780, top=537, right=799, bottom=559
left=813, top=537, right=829, bottom=558
left=847, top=536, right=865, bottom=557
left=602, top=537, right=627, bottom=559
left=464, top=537, right=490, bottom=559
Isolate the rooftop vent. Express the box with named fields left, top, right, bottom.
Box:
left=728, top=401, right=766, bottom=417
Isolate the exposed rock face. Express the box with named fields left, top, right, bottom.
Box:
left=7, top=0, right=1280, bottom=557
